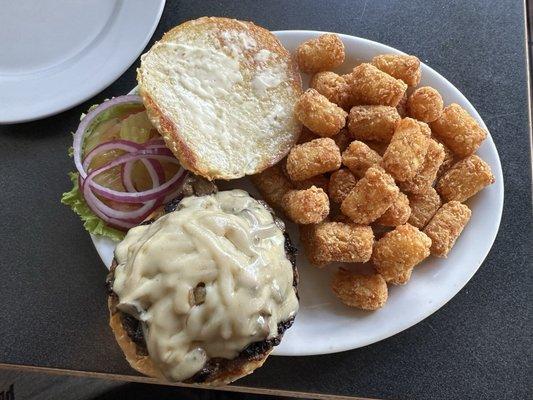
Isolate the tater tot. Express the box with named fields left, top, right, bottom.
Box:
left=300, top=222, right=374, bottom=265
left=341, top=166, right=399, bottom=224
left=342, top=141, right=382, bottom=178
left=292, top=174, right=329, bottom=193
left=382, top=118, right=430, bottom=182
left=329, top=169, right=358, bottom=204
left=407, top=187, right=442, bottom=229
left=331, top=269, right=388, bottom=310
left=282, top=186, right=329, bottom=224
left=251, top=164, right=293, bottom=210
left=333, top=128, right=352, bottom=152
left=436, top=155, right=495, bottom=202
left=347, top=105, right=401, bottom=142
left=372, top=223, right=431, bottom=285
left=407, top=86, right=444, bottom=123
left=376, top=192, right=411, bottom=226
left=424, top=201, right=471, bottom=257
left=295, top=89, right=347, bottom=137
left=430, top=103, right=487, bottom=158
left=286, top=138, right=342, bottom=181
left=345, top=63, right=407, bottom=107
left=399, top=139, right=445, bottom=194
left=371, top=54, right=421, bottom=86
left=296, top=33, right=345, bottom=73
left=310, top=71, right=351, bottom=109
left=416, top=121, right=432, bottom=138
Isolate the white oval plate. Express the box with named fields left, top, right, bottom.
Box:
left=0, top=0, right=165, bottom=124
left=91, top=31, right=504, bottom=356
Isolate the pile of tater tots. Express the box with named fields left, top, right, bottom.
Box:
left=252, top=33, right=495, bottom=311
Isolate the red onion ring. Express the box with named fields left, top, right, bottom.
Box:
left=72, top=96, right=188, bottom=231
left=74, top=95, right=142, bottom=179
left=85, top=150, right=184, bottom=203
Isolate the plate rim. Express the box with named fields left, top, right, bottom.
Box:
left=90, top=29, right=504, bottom=356
left=0, top=0, right=166, bottom=124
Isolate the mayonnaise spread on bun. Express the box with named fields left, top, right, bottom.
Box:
left=112, top=190, right=298, bottom=381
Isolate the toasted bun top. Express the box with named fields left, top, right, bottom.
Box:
left=138, top=17, right=302, bottom=180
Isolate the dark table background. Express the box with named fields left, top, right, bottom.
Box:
left=0, top=1, right=530, bottom=399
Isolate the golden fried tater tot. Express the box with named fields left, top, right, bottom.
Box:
left=295, top=89, right=347, bottom=137
left=345, top=63, right=407, bottom=107
left=296, top=33, right=345, bottom=73
left=251, top=164, right=293, bottom=210
left=310, top=71, right=351, bottom=109
left=430, top=103, right=487, bottom=158
left=416, top=120, right=432, bottom=137
left=371, top=54, right=421, bottom=86
left=333, top=128, right=352, bottom=152
left=407, top=187, right=442, bottom=229
left=423, top=201, right=471, bottom=257
left=399, top=139, right=445, bottom=194
left=292, top=174, right=329, bottom=193
left=329, top=169, right=357, bottom=204
left=282, top=186, right=329, bottom=224
left=341, top=166, right=399, bottom=224
left=342, top=140, right=382, bottom=178
left=376, top=192, right=411, bottom=226
left=300, top=222, right=374, bottom=265
left=382, top=118, right=430, bottom=182
left=372, top=223, right=431, bottom=285
left=286, top=138, right=341, bottom=181
left=407, top=86, right=443, bottom=123
left=331, top=269, right=388, bottom=310
left=347, top=105, right=401, bottom=143
left=436, top=155, right=495, bottom=202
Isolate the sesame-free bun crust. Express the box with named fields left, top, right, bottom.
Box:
left=138, top=17, right=302, bottom=180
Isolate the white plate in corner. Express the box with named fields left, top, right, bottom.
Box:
left=90, top=31, right=504, bottom=356
left=0, top=0, right=165, bottom=124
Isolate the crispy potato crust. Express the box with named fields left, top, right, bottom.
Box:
left=399, top=139, right=445, bottom=194
left=331, top=269, right=388, bottom=310
left=345, top=63, right=407, bottom=107
left=407, top=86, right=443, bottom=123
left=430, top=103, right=487, bottom=158
left=407, top=187, right=442, bottom=229
left=372, top=223, right=432, bottom=285
left=296, top=33, right=345, bottom=73
left=371, top=54, right=421, bottom=86
left=286, top=138, right=341, bottom=181
left=348, top=105, right=401, bottom=143
left=382, top=118, right=430, bottom=182
left=376, top=192, right=411, bottom=227
left=283, top=186, right=330, bottom=224
left=300, top=222, right=374, bottom=266
left=329, top=169, right=358, bottom=204
left=295, top=89, right=347, bottom=137
left=341, top=166, right=399, bottom=224
left=436, top=155, right=495, bottom=202
left=423, top=201, right=471, bottom=257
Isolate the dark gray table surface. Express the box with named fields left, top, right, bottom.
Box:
left=0, top=1, right=530, bottom=399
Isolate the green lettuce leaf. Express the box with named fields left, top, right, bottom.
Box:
left=61, top=172, right=124, bottom=241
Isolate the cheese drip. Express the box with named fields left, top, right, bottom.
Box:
left=113, top=190, right=298, bottom=381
